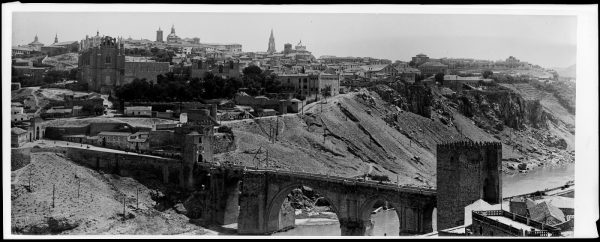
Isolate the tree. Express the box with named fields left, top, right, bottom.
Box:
left=483, top=70, right=493, bottom=78
left=321, top=85, right=332, bottom=98
left=434, top=72, right=445, bottom=85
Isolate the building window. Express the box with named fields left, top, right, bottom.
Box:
left=105, top=56, right=111, bottom=64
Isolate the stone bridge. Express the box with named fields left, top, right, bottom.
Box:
left=190, top=164, right=437, bottom=236
left=43, top=140, right=501, bottom=236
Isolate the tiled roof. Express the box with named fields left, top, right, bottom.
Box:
left=11, top=127, right=28, bottom=135
left=529, top=201, right=566, bottom=224
left=98, top=131, right=132, bottom=136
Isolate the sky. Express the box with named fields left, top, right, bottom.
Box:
left=12, top=12, right=577, bottom=68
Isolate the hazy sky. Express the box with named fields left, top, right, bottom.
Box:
left=12, top=12, right=577, bottom=68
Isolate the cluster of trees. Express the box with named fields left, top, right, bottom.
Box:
left=124, top=47, right=176, bottom=64
left=12, top=67, right=78, bottom=87
left=241, top=66, right=282, bottom=96
left=115, top=66, right=284, bottom=102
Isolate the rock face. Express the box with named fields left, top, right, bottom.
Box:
left=454, top=90, right=551, bottom=131
left=371, top=82, right=433, bottom=118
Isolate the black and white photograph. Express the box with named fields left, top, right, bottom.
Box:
left=3, top=3, right=598, bottom=239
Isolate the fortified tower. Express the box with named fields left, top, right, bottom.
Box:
left=436, top=141, right=502, bottom=231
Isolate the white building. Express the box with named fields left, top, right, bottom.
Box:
left=125, top=106, right=152, bottom=117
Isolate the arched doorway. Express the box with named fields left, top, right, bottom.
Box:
left=268, top=184, right=341, bottom=236
left=359, top=197, right=401, bottom=236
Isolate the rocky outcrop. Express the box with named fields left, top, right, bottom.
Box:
left=454, top=90, right=551, bottom=131
left=370, top=83, right=433, bottom=118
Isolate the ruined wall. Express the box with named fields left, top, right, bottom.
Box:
left=436, top=141, right=502, bottom=231
left=213, top=133, right=236, bottom=154
left=11, top=147, right=31, bottom=171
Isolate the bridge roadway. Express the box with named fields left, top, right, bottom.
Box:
left=196, top=161, right=437, bottom=196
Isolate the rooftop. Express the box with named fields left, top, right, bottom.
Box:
left=11, top=127, right=28, bottom=135
left=98, top=131, right=132, bottom=136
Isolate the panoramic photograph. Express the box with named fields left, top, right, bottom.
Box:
left=4, top=3, right=598, bottom=239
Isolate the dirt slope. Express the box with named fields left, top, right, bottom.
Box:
left=11, top=152, right=209, bottom=235
left=215, top=90, right=498, bottom=187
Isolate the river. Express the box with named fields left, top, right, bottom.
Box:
left=273, top=163, right=574, bottom=236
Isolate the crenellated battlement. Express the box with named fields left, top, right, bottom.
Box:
left=437, top=140, right=502, bottom=150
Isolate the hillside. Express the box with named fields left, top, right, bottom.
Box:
left=216, top=90, right=500, bottom=187
left=11, top=151, right=211, bottom=235
left=216, top=78, right=575, bottom=184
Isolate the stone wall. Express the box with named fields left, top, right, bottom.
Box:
left=124, top=62, right=170, bottom=84
left=149, top=130, right=176, bottom=149
left=32, top=146, right=184, bottom=187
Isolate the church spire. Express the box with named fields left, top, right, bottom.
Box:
left=171, top=24, right=175, bottom=34
left=267, top=28, right=276, bottom=54
left=54, top=33, right=58, bottom=44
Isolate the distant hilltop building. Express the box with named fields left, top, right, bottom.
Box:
left=411, top=53, right=430, bottom=67
left=167, top=25, right=181, bottom=43
left=41, top=33, right=79, bottom=57
left=267, top=29, right=276, bottom=54
left=156, top=27, right=163, bottom=42
left=78, top=33, right=169, bottom=95
left=27, top=35, right=45, bottom=51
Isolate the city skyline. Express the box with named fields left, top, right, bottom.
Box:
left=12, top=12, right=576, bottom=68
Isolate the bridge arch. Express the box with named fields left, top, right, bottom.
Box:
left=358, top=194, right=402, bottom=236
left=265, top=182, right=342, bottom=234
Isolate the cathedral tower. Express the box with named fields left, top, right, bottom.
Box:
left=267, top=29, right=276, bottom=54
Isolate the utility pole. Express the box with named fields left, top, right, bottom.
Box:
left=77, top=178, right=80, bottom=200
left=270, top=120, right=273, bottom=143
left=28, top=167, right=33, bottom=191
left=275, top=115, right=279, bottom=141
left=123, top=195, right=126, bottom=216
left=52, top=184, right=56, bottom=208
left=266, top=150, right=269, bottom=169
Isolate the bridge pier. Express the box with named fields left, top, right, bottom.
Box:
left=339, top=218, right=370, bottom=236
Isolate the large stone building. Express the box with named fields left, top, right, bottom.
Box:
left=79, top=34, right=170, bottom=94
left=190, top=59, right=241, bottom=79
left=78, top=35, right=125, bottom=94
left=418, top=61, right=449, bottom=76
left=411, top=53, right=430, bottom=66
left=278, top=72, right=341, bottom=98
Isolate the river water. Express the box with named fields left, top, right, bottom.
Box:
left=273, top=163, right=575, bottom=236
